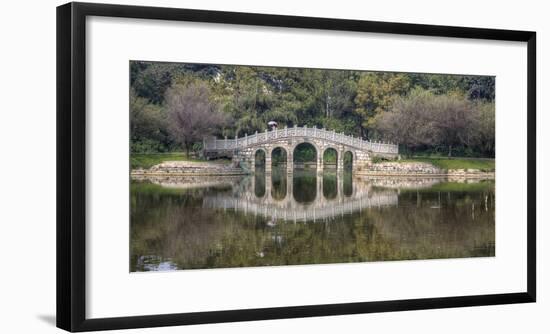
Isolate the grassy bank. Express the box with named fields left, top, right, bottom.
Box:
left=131, top=152, right=201, bottom=169
left=399, top=157, right=495, bottom=171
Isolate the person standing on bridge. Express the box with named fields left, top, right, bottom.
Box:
left=268, top=121, right=278, bottom=130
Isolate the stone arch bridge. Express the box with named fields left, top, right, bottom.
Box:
left=203, top=125, right=398, bottom=172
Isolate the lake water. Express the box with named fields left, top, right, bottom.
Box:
left=130, top=166, right=495, bottom=272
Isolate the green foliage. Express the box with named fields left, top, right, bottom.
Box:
left=323, top=148, right=337, bottom=163
left=371, top=156, right=389, bottom=164
left=271, top=147, right=287, bottom=164
left=293, top=143, right=317, bottom=162
left=130, top=61, right=496, bottom=158
left=131, top=62, right=221, bottom=104
left=374, top=88, right=495, bottom=158
left=408, top=74, right=495, bottom=101
left=354, top=72, right=411, bottom=138
left=130, top=90, right=174, bottom=153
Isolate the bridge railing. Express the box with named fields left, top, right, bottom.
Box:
left=204, top=126, right=398, bottom=154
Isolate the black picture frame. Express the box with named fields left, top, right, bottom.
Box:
left=56, top=2, right=536, bottom=332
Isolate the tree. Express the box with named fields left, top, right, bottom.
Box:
left=374, top=89, right=493, bottom=157
left=165, top=82, right=229, bottom=155
left=131, top=61, right=495, bottom=158
left=431, top=94, right=473, bottom=156
left=468, top=101, right=495, bottom=157
left=373, top=89, right=438, bottom=155
left=130, top=90, right=171, bottom=153
left=354, top=72, right=410, bottom=139
left=132, top=61, right=222, bottom=104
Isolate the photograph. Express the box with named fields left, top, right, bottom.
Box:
left=129, top=61, right=496, bottom=272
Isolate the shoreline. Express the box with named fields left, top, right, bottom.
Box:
left=356, top=171, right=494, bottom=178
left=130, top=159, right=494, bottom=178
left=131, top=169, right=494, bottom=179
left=131, top=170, right=248, bottom=177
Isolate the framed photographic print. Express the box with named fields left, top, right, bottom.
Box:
left=56, top=2, right=536, bottom=332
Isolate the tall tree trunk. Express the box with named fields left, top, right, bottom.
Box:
left=358, top=126, right=370, bottom=140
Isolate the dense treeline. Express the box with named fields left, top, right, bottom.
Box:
left=130, top=61, right=495, bottom=157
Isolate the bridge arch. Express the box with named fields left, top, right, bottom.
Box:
left=270, top=146, right=288, bottom=167
left=292, top=142, right=319, bottom=169
left=344, top=150, right=354, bottom=170
left=254, top=148, right=267, bottom=167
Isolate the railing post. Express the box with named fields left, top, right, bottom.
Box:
left=224, top=136, right=227, bottom=149
left=317, top=153, right=323, bottom=174
left=245, top=133, right=248, bottom=146
left=337, top=148, right=344, bottom=172
left=287, top=150, right=293, bottom=173
left=285, top=126, right=288, bottom=137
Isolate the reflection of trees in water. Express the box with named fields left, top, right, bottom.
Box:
left=361, top=187, right=496, bottom=260
left=323, top=172, right=337, bottom=199
left=130, top=180, right=495, bottom=271
left=343, top=171, right=353, bottom=196
left=270, top=166, right=287, bottom=200
left=254, top=166, right=266, bottom=197
left=293, top=170, right=317, bottom=203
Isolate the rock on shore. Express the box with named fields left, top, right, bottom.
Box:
left=358, top=161, right=494, bottom=178
left=131, top=161, right=247, bottom=176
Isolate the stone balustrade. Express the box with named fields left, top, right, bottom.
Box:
left=203, top=125, right=398, bottom=155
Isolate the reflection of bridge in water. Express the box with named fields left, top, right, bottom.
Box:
left=202, top=169, right=399, bottom=223
left=132, top=172, right=456, bottom=223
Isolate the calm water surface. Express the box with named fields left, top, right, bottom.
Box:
left=130, top=167, right=495, bottom=272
